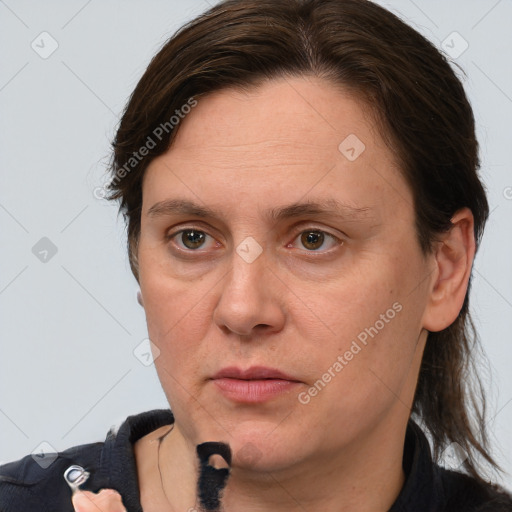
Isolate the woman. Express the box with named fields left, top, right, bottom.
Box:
left=1, top=0, right=511, bottom=511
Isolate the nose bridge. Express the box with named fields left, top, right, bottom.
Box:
left=213, top=233, right=279, bottom=335
left=234, top=235, right=265, bottom=267
left=226, top=234, right=267, bottom=295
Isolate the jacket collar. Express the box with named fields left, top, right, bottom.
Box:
left=98, top=408, right=175, bottom=512
left=389, top=419, right=444, bottom=511
left=98, top=410, right=442, bottom=512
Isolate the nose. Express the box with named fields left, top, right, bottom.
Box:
left=213, top=240, right=285, bottom=339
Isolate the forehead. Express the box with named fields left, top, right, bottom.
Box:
left=165, top=76, right=378, bottom=153
left=142, top=76, right=412, bottom=223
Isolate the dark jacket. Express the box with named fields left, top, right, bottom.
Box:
left=0, top=409, right=511, bottom=511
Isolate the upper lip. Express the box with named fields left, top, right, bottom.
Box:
left=212, top=366, right=300, bottom=382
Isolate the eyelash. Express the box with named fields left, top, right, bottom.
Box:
left=165, top=225, right=344, bottom=256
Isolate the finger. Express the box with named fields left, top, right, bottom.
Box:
left=72, top=489, right=127, bottom=512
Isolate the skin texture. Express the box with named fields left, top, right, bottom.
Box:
left=72, top=489, right=127, bottom=512
left=125, top=75, right=475, bottom=512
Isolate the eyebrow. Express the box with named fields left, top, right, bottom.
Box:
left=146, top=198, right=374, bottom=223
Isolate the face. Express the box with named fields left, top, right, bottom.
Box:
left=138, top=76, right=434, bottom=472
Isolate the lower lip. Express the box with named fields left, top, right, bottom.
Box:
left=212, top=378, right=300, bottom=403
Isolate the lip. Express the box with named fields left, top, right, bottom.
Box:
left=212, top=366, right=300, bottom=381
left=211, top=366, right=302, bottom=403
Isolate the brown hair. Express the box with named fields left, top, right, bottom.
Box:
left=106, top=0, right=499, bottom=482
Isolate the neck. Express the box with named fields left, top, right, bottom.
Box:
left=159, top=413, right=408, bottom=512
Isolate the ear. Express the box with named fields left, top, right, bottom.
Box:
left=422, top=207, right=476, bottom=332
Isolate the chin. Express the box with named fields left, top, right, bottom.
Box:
left=227, top=429, right=307, bottom=472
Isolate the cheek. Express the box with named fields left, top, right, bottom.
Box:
left=298, top=248, right=424, bottom=383
left=145, top=287, right=215, bottom=412
left=144, top=289, right=212, bottom=365
left=299, top=257, right=400, bottom=339
left=139, top=241, right=204, bottom=334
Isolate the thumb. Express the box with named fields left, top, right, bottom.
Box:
left=72, top=489, right=127, bottom=512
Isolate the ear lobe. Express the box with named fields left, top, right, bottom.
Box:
left=422, top=207, right=476, bottom=332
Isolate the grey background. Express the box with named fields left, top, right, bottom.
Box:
left=1, top=0, right=511, bottom=489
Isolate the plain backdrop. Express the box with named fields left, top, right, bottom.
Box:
left=1, top=0, right=511, bottom=490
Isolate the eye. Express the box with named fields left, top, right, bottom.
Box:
left=166, top=227, right=343, bottom=254
left=288, top=229, right=343, bottom=252
left=167, top=228, right=217, bottom=251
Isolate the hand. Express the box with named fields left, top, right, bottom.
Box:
left=72, top=489, right=127, bottom=512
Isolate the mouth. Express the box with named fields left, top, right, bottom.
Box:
left=210, top=366, right=302, bottom=403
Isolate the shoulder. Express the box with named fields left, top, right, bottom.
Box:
left=436, top=465, right=512, bottom=512
left=396, top=420, right=512, bottom=512
left=0, top=409, right=174, bottom=512
left=0, top=441, right=104, bottom=512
